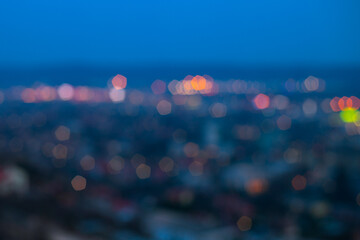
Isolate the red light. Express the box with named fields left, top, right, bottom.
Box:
left=253, top=94, right=270, bottom=110
left=112, top=74, right=127, bottom=90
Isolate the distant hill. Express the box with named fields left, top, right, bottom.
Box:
left=0, top=64, right=359, bottom=95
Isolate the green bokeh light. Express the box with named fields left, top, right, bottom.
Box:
left=340, top=108, right=359, bottom=123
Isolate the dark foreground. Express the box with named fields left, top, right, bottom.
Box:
left=0, top=91, right=360, bottom=240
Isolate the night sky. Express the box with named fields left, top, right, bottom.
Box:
left=1, top=0, right=360, bottom=68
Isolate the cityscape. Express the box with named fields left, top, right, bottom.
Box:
left=1, top=0, right=359, bottom=239
left=0, top=75, right=360, bottom=239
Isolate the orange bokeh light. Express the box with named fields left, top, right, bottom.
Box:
left=338, top=97, right=347, bottom=111
left=330, top=96, right=360, bottom=112
left=191, top=75, right=207, bottom=91
left=245, top=179, right=267, bottom=195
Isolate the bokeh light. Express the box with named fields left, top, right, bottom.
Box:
left=58, top=83, right=75, bottom=101
left=292, top=175, right=307, bottom=191
left=304, top=76, right=319, bottom=92
left=159, top=157, right=174, bottom=173
left=151, top=79, right=166, bottom=95
left=55, top=126, right=71, bottom=141
left=111, top=74, right=127, bottom=90
left=237, top=216, right=252, bottom=231
left=109, top=88, right=126, bottom=102
left=156, top=100, right=172, bottom=115
left=191, top=75, right=207, bottom=91
left=107, top=156, right=125, bottom=174
left=71, top=175, right=87, bottom=191
left=253, top=93, right=270, bottom=110
left=80, top=155, right=95, bottom=171
left=340, top=108, right=359, bottom=123
left=136, top=164, right=151, bottom=179
left=209, top=103, right=227, bottom=118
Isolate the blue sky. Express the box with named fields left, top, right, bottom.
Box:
left=0, top=0, right=359, bottom=67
